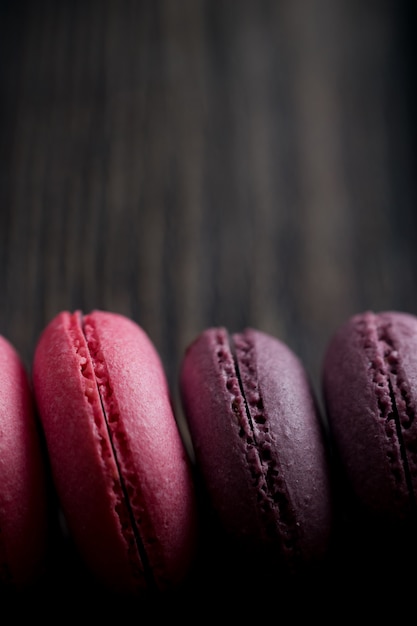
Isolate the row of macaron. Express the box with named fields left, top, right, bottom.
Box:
left=0, top=308, right=416, bottom=596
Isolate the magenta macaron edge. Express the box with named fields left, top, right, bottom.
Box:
left=0, top=334, right=48, bottom=588
left=32, top=310, right=198, bottom=596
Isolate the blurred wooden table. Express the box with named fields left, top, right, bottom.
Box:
left=0, top=0, right=416, bottom=611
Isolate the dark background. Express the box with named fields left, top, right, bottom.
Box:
left=0, top=0, right=416, bottom=611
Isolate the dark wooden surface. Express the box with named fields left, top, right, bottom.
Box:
left=1, top=0, right=416, bottom=611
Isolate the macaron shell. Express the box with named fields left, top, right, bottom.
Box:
left=85, top=311, right=197, bottom=588
left=0, top=335, right=48, bottom=587
left=180, top=328, right=264, bottom=540
left=32, top=310, right=197, bottom=594
left=241, top=329, right=333, bottom=561
left=322, top=310, right=417, bottom=522
left=180, top=327, right=333, bottom=570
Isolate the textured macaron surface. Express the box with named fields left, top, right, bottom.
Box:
left=32, top=310, right=197, bottom=594
left=322, top=310, right=417, bottom=522
left=0, top=335, right=47, bottom=587
left=180, top=327, right=333, bottom=570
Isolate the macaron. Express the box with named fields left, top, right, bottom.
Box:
left=322, top=310, right=417, bottom=534
left=32, top=310, right=197, bottom=596
left=0, top=334, right=48, bottom=589
left=179, top=327, right=333, bottom=580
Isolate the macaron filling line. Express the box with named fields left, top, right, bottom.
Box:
left=71, top=312, right=156, bottom=590
left=218, top=328, right=299, bottom=559
left=361, top=313, right=416, bottom=514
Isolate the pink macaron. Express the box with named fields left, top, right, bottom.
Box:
left=32, top=310, right=198, bottom=596
left=180, top=326, right=333, bottom=581
left=322, top=310, right=417, bottom=532
left=0, top=334, right=48, bottom=589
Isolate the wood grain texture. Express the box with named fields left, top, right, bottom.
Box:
left=0, top=0, right=416, bottom=611
left=1, top=0, right=416, bottom=397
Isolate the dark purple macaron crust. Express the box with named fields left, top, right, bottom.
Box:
left=180, top=327, right=333, bottom=573
left=323, top=310, right=417, bottom=525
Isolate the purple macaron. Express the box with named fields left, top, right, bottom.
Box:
left=180, top=327, right=333, bottom=576
left=322, top=310, right=417, bottom=528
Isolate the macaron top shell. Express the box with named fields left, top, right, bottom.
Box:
left=322, top=310, right=417, bottom=523
left=180, top=327, right=333, bottom=571
left=32, top=310, right=197, bottom=595
left=0, top=335, right=48, bottom=587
